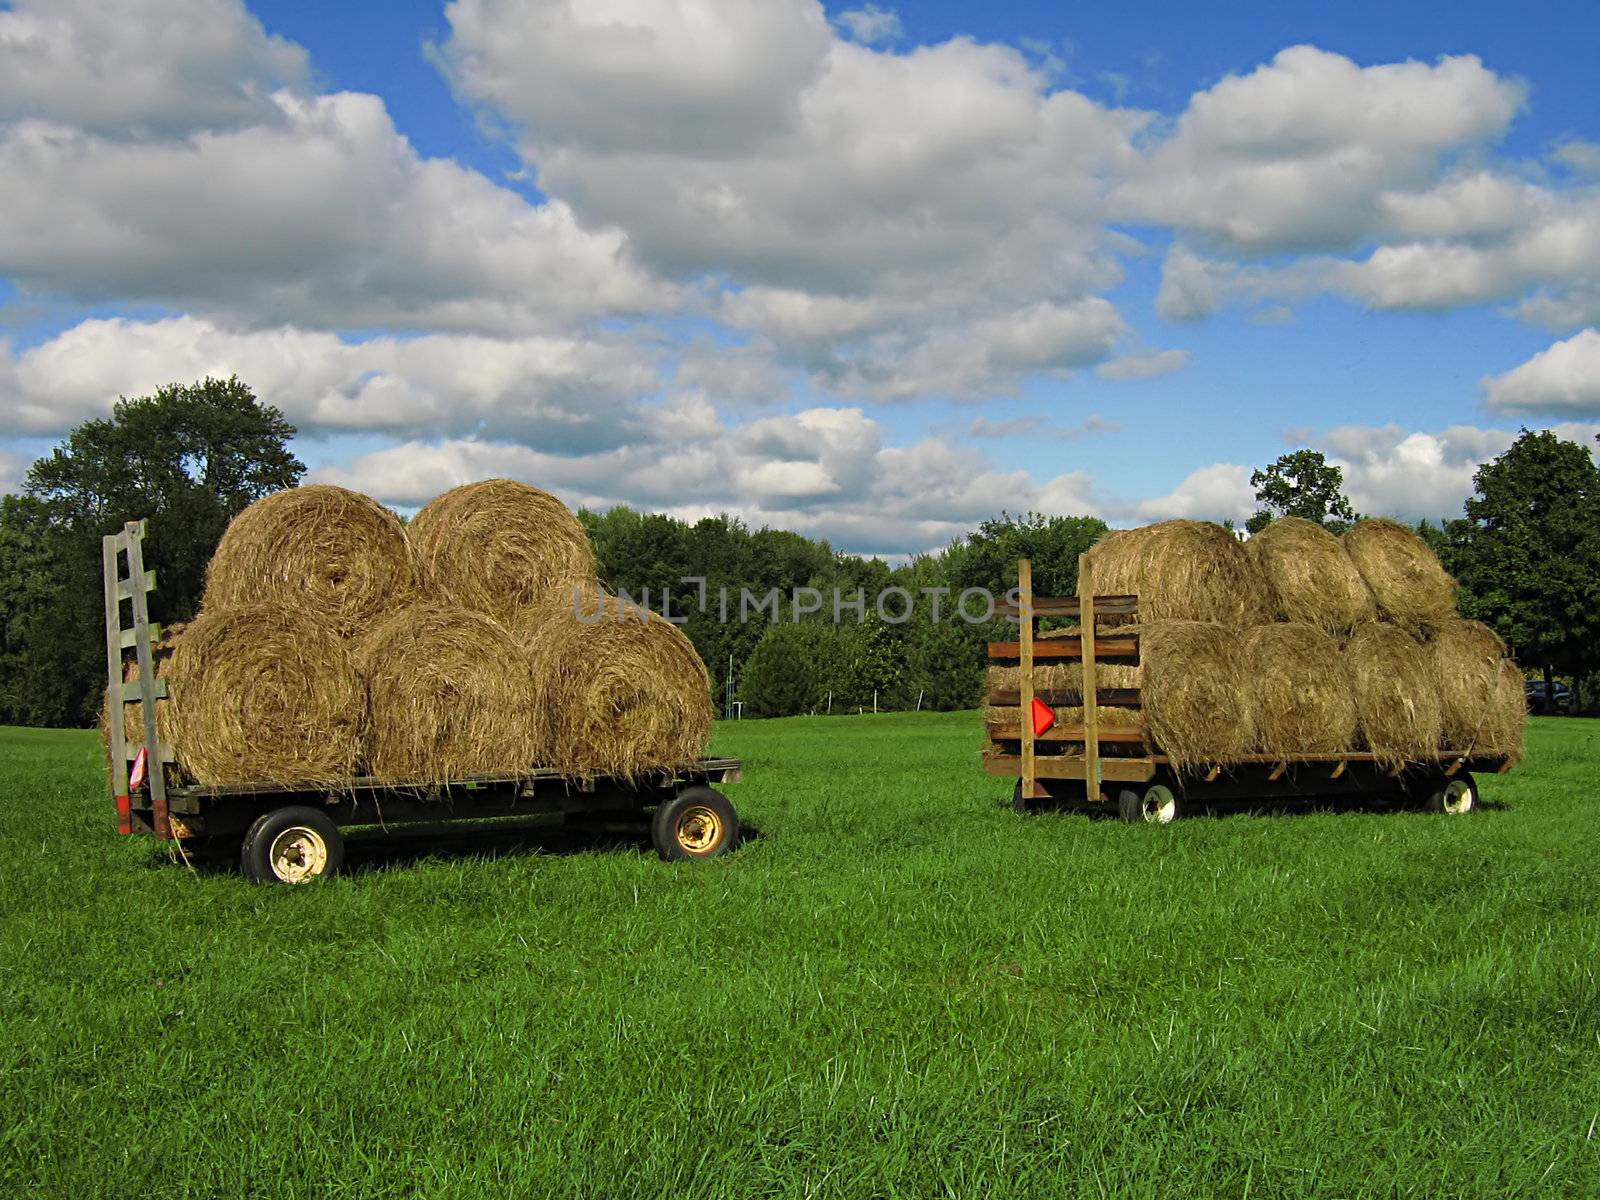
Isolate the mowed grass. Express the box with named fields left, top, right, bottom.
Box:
left=3, top=715, right=1599, bottom=1198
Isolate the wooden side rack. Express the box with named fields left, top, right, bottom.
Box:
left=984, top=554, right=1515, bottom=808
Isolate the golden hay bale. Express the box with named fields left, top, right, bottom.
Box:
left=1427, top=619, right=1526, bottom=758
left=1136, top=622, right=1256, bottom=771
left=1487, top=661, right=1528, bottom=762
left=1343, top=622, right=1444, bottom=766
left=983, top=623, right=1253, bottom=771
left=1240, top=623, right=1358, bottom=758
left=1084, top=521, right=1272, bottom=627
left=516, top=586, right=713, bottom=779
left=358, top=602, right=543, bottom=784
left=1247, top=517, right=1376, bottom=633
left=1342, top=518, right=1457, bottom=631
left=407, top=479, right=598, bottom=623
left=203, top=485, right=417, bottom=636
left=165, top=605, right=367, bottom=786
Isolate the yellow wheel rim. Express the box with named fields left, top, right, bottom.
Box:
left=268, top=826, right=329, bottom=883
left=675, top=805, right=724, bottom=854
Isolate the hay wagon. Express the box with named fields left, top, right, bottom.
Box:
left=984, top=556, right=1515, bottom=823
left=102, top=520, right=744, bottom=882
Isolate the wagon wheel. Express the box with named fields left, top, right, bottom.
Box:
left=651, top=786, right=739, bottom=861
left=1120, top=783, right=1180, bottom=824
left=1423, top=772, right=1477, bottom=815
left=241, top=806, right=345, bottom=883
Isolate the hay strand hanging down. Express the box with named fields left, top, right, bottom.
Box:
left=1247, top=517, right=1376, bottom=634
left=203, top=485, right=417, bottom=637
left=1427, top=619, right=1526, bottom=759
left=1344, top=622, right=1443, bottom=767
left=1085, top=521, right=1273, bottom=627
left=518, top=586, right=712, bottom=779
left=407, top=479, right=598, bottom=623
left=1240, top=623, right=1358, bottom=758
left=164, top=605, right=367, bottom=787
left=1342, top=518, right=1457, bottom=632
left=358, top=602, right=544, bottom=784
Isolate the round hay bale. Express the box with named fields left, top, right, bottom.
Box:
left=165, top=605, right=367, bottom=786
left=203, top=485, right=417, bottom=637
left=1427, top=619, right=1526, bottom=758
left=407, top=479, right=598, bottom=623
left=517, top=586, right=712, bottom=779
left=1136, top=622, right=1256, bottom=772
left=1343, top=622, right=1443, bottom=766
left=1085, top=521, right=1272, bottom=627
left=358, top=602, right=543, bottom=784
left=1241, top=623, right=1358, bottom=758
left=1247, top=517, right=1376, bottom=634
left=1341, top=518, right=1457, bottom=632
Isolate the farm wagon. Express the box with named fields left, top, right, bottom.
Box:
left=984, top=556, right=1515, bottom=823
left=102, top=519, right=744, bottom=882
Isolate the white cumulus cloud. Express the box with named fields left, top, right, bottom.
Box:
left=1482, top=329, right=1600, bottom=414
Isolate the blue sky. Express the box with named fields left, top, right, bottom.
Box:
left=2, top=0, right=1598, bottom=551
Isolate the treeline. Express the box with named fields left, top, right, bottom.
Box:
left=579, top=504, right=1106, bottom=716
left=2, top=377, right=1598, bottom=726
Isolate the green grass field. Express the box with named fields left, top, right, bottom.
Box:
left=3, top=714, right=1599, bottom=1197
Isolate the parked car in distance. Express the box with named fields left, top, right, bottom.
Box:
left=1525, top=679, right=1572, bottom=714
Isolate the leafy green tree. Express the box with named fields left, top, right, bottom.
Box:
left=944, top=512, right=1108, bottom=601
left=1439, top=429, right=1600, bottom=700
left=4, top=377, right=303, bottom=725
left=0, top=496, right=82, bottom=725
left=739, top=623, right=820, bottom=716
left=1247, top=449, right=1357, bottom=534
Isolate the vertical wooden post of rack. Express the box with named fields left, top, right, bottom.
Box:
left=123, top=521, right=170, bottom=839
left=1079, top=552, right=1102, bottom=803
left=1018, top=558, right=1036, bottom=803
left=101, top=534, right=131, bottom=810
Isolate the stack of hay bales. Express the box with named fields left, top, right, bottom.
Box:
left=985, top=515, right=1525, bottom=772
left=117, top=479, right=711, bottom=788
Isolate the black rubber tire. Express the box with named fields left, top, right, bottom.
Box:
left=240, top=806, right=344, bottom=884
left=1120, top=783, right=1181, bottom=824
left=1423, top=772, right=1477, bottom=815
left=651, top=787, right=739, bottom=861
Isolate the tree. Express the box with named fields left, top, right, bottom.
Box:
left=739, top=623, right=821, bottom=716
left=1247, top=449, right=1357, bottom=534
left=1439, top=429, right=1600, bottom=699
left=944, top=512, right=1108, bottom=601
left=4, top=377, right=303, bottom=725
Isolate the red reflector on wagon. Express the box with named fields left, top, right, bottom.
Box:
left=1031, top=697, right=1057, bottom=737
left=114, top=792, right=132, bottom=835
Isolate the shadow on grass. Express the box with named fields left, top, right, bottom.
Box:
left=149, top=816, right=765, bottom=879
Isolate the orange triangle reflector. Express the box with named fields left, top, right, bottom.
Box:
left=1031, top=697, right=1057, bottom=737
